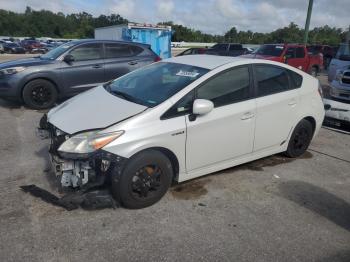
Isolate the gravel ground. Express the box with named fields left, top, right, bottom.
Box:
left=0, top=55, right=349, bottom=262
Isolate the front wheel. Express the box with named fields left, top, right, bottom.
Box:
left=22, top=79, right=58, bottom=109
left=112, top=150, right=173, bottom=209
left=285, top=119, right=313, bottom=158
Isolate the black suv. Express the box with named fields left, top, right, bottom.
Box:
left=206, top=43, right=248, bottom=57
left=0, top=39, right=160, bottom=109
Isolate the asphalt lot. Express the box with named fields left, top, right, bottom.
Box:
left=0, top=54, right=349, bottom=262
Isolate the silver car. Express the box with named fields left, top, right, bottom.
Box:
left=42, top=55, right=324, bottom=209
left=330, top=69, right=350, bottom=101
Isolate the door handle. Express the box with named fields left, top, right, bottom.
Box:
left=92, top=64, right=102, bottom=69
left=288, top=99, right=297, bottom=106
left=128, top=61, right=138, bottom=65
left=241, top=112, right=255, bottom=120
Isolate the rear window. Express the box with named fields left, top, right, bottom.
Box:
left=254, top=45, right=284, bottom=57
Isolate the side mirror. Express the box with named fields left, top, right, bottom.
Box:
left=63, top=54, right=75, bottom=63
left=193, top=99, right=214, bottom=115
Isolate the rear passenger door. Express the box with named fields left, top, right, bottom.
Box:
left=103, top=43, right=149, bottom=81
left=253, top=64, right=301, bottom=151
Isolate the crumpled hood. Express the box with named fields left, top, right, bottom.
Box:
left=0, top=57, right=53, bottom=69
left=47, top=86, right=147, bottom=134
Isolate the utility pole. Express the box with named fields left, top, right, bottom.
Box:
left=303, top=0, right=314, bottom=44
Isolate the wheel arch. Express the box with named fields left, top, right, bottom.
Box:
left=21, top=77, right=60, bottom=99
left=303, top=116, right=316, bottom=135
left=128, top=147, right=180, bottom=181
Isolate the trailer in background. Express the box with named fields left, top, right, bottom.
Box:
left=95, top=23, right=172, bottom=59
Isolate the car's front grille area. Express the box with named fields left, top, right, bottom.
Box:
left=342, top=71, right=350, bottom=84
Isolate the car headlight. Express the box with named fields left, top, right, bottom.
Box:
left=58, top=130, right=124, bottom=154
left=0, top=66, right=26, bottom=76
left=335, top=70, right=343, bottom=82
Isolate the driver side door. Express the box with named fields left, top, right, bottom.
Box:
left=60, top=43, right=105, bottom=95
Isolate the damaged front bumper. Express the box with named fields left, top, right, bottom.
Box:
left=38, top=114, right=128, bottom=189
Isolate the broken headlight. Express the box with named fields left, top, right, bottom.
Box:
left=58, top=130, right=124, bottom=155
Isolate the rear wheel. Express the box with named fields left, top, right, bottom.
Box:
left=112, top=150, right=173, bottom=209
left=285, top=119, right=313, bottom=158
left=22, top=79, right=58, bottom=109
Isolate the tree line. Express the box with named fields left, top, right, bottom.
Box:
left=0, top=7, right=347, bottom=45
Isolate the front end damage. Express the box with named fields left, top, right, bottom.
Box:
left=31, top=114, right=128, bottom=209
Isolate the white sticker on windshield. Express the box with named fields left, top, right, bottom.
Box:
left=276, top=46, right=284, bottom=49
left=176, top=70, right=200, bottom=78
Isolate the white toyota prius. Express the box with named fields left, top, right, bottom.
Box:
left=43, top=55, right=325, bottom=209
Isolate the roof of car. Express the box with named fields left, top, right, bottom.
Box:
left=68, top=39, right=150, bottom=48
left=164, top=55, right=249, bottom=70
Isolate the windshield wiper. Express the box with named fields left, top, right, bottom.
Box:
left=110, top=90, right=138, bottom=103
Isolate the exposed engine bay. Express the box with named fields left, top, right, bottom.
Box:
left=38, top=114, right=126, bottom=190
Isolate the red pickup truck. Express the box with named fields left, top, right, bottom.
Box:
left=242, top=44, right=323, bottom=76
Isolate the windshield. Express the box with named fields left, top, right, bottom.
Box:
left=253, top=45, right=285, bottom=57
left=335, top=43, right=350, bottom=58
left=40, top=42, right=74, bottom=60
left=105, top=62, right=209, bottom=107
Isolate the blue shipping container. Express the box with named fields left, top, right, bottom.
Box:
left=95, top=23, right=172, bottom=59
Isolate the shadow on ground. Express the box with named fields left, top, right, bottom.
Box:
left=316, top=250, right=350, bottom=262
left=278, top=181, right=350, bottom=232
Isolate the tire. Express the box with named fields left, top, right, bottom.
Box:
left=285, top=119, right=313, bottom=158
left=22, top=79, right=58, bottom=109
left=310, top=66, right=318, bottom=77
left=112, top=150, right=173, bottom=209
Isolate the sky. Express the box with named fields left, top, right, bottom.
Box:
left=0, top=0, right=349, bottom=34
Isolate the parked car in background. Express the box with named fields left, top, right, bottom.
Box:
left=42, top=55, right=324, bottom=209
left=242, top=44, right=323, bottom=76
left=328, top=43, right=350, bottom=82
left=0, top=39, right=161, bottom=109
left=206, top=43, right=248, bottom=57
left=0, top=42, right=4, bottom=54
left=307, top=45, right=335, bottom=69
left=176, top=47, right=207, bottom=56
left=329, top=68, right=350, bottom=102
left=3, top=42, right=25, bottom=54
left=20, top=39, right=42, bottom=53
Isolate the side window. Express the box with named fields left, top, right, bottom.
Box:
left=105, top=43, right=134, bottom=58
left=69, top=43, right=102, bottom=61
left=130, top=45, right=143, bottom=55
left=285, top=48, right=296, bottom=58
left=197, top=66, right=250, bottom=107
left=161, top=91, right=194, bottom=119
left=288, top=69, right=303, bottom=89
left=296, top=47, right=305, bottom=58
left=255, top=65, right=289, bottom=96
left=229, top=45, right=242, bottom=51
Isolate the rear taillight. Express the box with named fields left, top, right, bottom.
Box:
left=154, top=56, right=161, bottom=62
